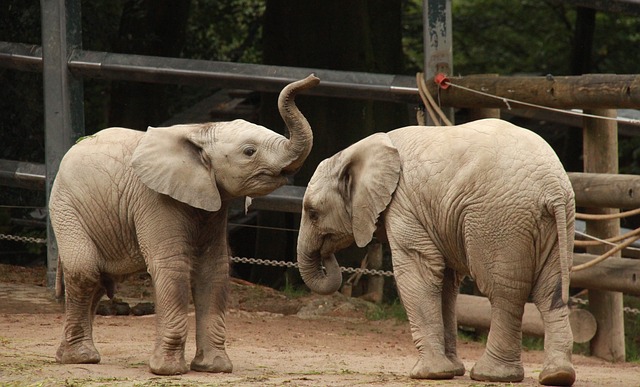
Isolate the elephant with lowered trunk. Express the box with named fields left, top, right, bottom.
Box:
left=297, top=119, right=576, bottom=386
left=50, top=75, right=319, bottom=375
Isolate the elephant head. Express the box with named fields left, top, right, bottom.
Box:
left=297, top=133, right=401, bottom=294
left=130, top=75, right=319, bottom=212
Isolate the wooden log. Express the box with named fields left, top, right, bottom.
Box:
left=456, top=294, right=597, bottom=343
left=427, top=74, right=640, bottom=109
left=571, top=254, right=640, bottom=295
left=583, top=108, right=626, bottom=362
left=568, top=172, right=640, bottom=209
left=467, top=75, right=501, bottom=121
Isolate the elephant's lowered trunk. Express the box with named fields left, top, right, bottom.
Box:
left=278, top=74, right=320, bottom=174
left=297, top=250, right=342, bottom=295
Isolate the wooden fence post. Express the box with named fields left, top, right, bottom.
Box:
left=423, top=0, right=453, bottom=124
left=582, top=108, right=626, bottom=362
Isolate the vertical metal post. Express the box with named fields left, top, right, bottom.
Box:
left=41, top=0, right=85, bottom=287
left=583, top=109, right=626, bottom=362
left=422, top=0, right=453, bottom=124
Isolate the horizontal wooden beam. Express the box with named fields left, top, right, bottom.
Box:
left=571, top=253, right=640, bottom=295
left=568, top=172, right=640, bottom=208
left=427, top=74, right=640, bottom=109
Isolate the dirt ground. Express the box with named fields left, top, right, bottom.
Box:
left=0, top=264, right=638, bottom=386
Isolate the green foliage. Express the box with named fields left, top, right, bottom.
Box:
left=183, top=0, right=265, bottom=63
left=366, top=299, right=408, bottom=321
left=521, top=335, right=544, bottom=352
left=281, top=278, right=308, bottom=299
left=401, top=0, right=640, bottom=76
left=623, top=296, right=640, bottom=362
left=452, top=0, right=575, bottom=75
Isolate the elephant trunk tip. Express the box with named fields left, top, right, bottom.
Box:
left=278, top=75, right=320, bottom=174
left=297, top=252, right=342, bottom=296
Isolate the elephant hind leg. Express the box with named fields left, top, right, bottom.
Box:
left=442, top=268, right=465, bottom=376
left=532, top=271, right=575, bottom=386
left=56, top=274, right=103, bottom=364
left=467, top=247, right=530, bottom=383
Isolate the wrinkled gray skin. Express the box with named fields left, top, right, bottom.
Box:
left=50, top=75, right=319, bottom=375
left=297, top=119, right=576, bottom=386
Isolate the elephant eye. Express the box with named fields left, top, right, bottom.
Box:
left=243, top=146, right=256, bottom=157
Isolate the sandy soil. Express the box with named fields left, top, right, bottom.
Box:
left=0, top=264, right=638, bottom=386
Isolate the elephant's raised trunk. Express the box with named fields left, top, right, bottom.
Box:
left=297, top=249, right=342, bottom=296
left=279, top=74, right=320, bottom=174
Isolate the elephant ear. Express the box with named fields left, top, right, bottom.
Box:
left=131, top=124, right=221, bottom=212
left=339, top=133, right=401, bottom=248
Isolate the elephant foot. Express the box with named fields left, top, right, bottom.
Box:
left=447, top=354, right=466, bottom=376
left=539, top=362, right=576, bottom=386
left=149, top=350, right=189, bottom=375
left=410, top=356, right=456, bottom=380
left=55, top=340, right=100, bottom=364
left=470, top=352, right=524, bottom=383
left=191, top=348, right=233, bottom=373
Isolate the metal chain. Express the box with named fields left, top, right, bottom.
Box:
left=230, top=256, right=395, bottom=277
left=0, top=233, right=46, bottom=244
left=2, top=232, right=638, bottom=314
left=339, top=266, right=394, bottom=277
left=231, top=256, right=299, bottom=268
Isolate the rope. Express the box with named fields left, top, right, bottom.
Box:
left=416, top=73, right=452, bottom=126
left=572, top=231, right=640, bottom=271
left=576, top=207, right=640, bottom=221
left=574, top=227, right=640, bottom=248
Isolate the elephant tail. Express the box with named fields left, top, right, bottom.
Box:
left=55, top=256, right=64, bottom=300
left=552, top=203, right=571, bottom=305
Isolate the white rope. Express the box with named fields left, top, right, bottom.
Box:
left=445, top=81, right=640, bottom=126
left=575, top=230, right=640, bottom=252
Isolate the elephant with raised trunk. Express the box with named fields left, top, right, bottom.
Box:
left=297, top=119, right=576, bottom=386
left=50, top=75, right=319, bottom=375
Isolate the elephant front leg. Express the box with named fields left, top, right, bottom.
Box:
left=148, top=261, right=191, bottom=375
left=190, top=252, right=232, bottom=373
left=392, top=246, right=457, bottom=380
